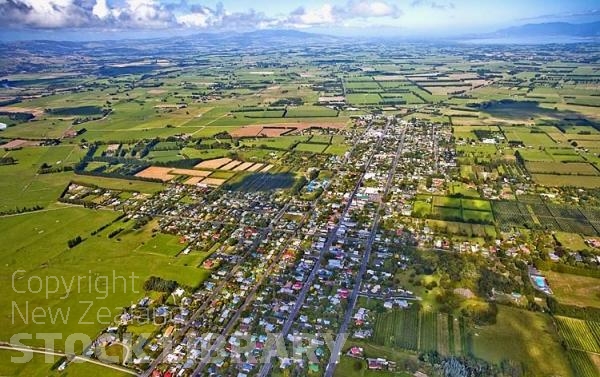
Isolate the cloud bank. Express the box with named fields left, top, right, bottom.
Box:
left=0, top=0, right=404, bottom=30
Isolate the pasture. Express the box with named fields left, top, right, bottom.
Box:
left=0, top=145, right=86, bottom=211
left=1, top=209, right=209, bottom=352
left=470, top=306, right=573, bottom=377
left=546, top=271, right=600, bottom=308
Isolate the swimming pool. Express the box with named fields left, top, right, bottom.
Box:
left=533, top=275, right=547, bottom=289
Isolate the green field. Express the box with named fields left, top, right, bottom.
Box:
left=470, top=306, right=573, bottom=377
left=0, top=350, right=129, bottom=377
left=371, top=308, right=464, bottom=356
left=1, top=208, right=209, bottom=351
left=294, top=143, right=328, bottom=153
left=415, top=195, right=494, bottom=224
left=545, top=271, right=600, bottom=308
left=137, top=232, right=185, bottom=256
left=0, top=146, right=86, bottom=211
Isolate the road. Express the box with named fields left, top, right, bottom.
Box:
left=0, top=344, right=138, bottom=376
left=324, top=124, right=405, bottom=377
left=257, top=121, right=387, bottom=377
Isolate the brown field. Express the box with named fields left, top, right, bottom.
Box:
left=202, top=178, right=227, bottom=187
left=230, top=125, right=264, bottom=137
left=194, top=157, right=232, bottom=170
left=374, top=75, right=406, bottom=81
left=246, top=163, right=265, bottom=172
left=135, top=166, right=175, bottom=181
left=464, top=79, right=490, bottom=88
left=261, top=164, right=274, bottom=172
left=184, top=176, right=205, bottom=185
left=447, top=73, right=479, bottom=80
left=259, top=127, right=294, bottom=137
left=424, top=85, right=471, bottom=95
left=221, top=160, right=242, bottom=171
left=1, top=139, right=40, bottom=149
left=147, top=89, right=167, bottom=95
left=230, top=125, right=295, bottom=138
left=251, top=122, right=346, bottom=131
left=0, top=106, right=44, bottom=117
left=233, top=162, right=254, bottom=171
left=170, top=168, right=211, bottom=177
left=230, top=125, right=299, bottom=138
left=229, top=122, right=346, bottom=137
left=545, top=271, right=600, bottom=308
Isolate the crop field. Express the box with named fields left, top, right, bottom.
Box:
left=414, top=195, right=494, bottom=224
left=371, top=309, right=464, bottom=355
left=492, top=200, right=600, bottom=235
left=371, top=308, right=419, bottom=350
left=555, top=317, right=600, bottom=377
left=223, top=172, right=297, bottom=192
left=566, top=350, right=598, bottom=377
left=555, top=317, right=600, bottom=353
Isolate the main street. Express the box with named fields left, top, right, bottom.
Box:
left=324, top=125, right=406, bottom=377
left=257, top=120, right=390, bottom=377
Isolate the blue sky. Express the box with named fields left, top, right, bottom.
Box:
left=0, top=0, right=598, bottom=40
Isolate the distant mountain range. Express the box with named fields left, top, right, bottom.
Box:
left=493, top=21, right=600, bottom=38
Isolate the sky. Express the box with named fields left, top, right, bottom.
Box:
left=0, top=0, right=599, bottom=41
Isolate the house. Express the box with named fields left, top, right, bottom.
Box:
left=347, top=346, right=364, bottom=358
left=367, top=358, right=388, bottom=370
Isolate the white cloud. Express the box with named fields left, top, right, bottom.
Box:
left=0, top=0, right=404, bottom=30
left=346, top=1, right=401, bottom=18
left=287, top=4, right=337, bottom=27
left=92, top=0, right=110, bottom=19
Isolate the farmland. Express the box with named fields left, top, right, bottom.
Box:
left=470, top=306, right=573, bottom=377
left=1, top=26, right=600, bottom=377
left=371, top=308, right=465, bottom=356
left=412, top=195, right=494, bottom=224
left=555, top=316, right=600, bottom=377
left=1, top=208, right=209, bottom=351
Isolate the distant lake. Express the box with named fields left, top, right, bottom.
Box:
left=458, top=36, right=598, bottom=45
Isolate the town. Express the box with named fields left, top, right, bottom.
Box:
left=1, top=11, right=600, bottom=377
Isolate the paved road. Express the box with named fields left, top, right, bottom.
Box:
left=257, top=122, right=387, bottom=377
left=324, top=124, right=405, bottom=377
